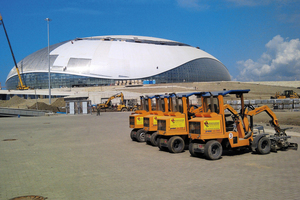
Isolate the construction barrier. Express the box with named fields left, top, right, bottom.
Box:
left=226, top=98, right=300, bottom=111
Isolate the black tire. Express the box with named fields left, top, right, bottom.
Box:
left=204, top=140, right=222, bottom=160
left=145, top=133, right=152, bottom=145
left=136, top=129, right=146, bottom=142
left=157, top=136, right=163, bottom=150
left=121, top=108, right=128, bottom=112
left=157, top=136, right=167, bottom=151
left=189, top=142, right=202, bottom=157
left=130, top=129, right=137, bottom=141
left=150, top=132, right=159, bottom=146
left=132, top=108, right=137, bottom=112
left=167, top=136, right=185, bottom=153
left=256, top=136, right=271, bottom=154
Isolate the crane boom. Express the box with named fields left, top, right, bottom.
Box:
left=0, top=13, right=29, bottom=90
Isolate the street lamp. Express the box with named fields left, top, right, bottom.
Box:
left=45, top=18, right=51, bottom=104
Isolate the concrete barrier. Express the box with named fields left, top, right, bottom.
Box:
left=0, top=107, right=46, bottom=117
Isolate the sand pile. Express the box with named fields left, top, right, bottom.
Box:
left=29, top=98, right=66, bottom=112
left=29, top=102, right=59, bottom=112
left=50, top=98, right=66, bottom=112
left=51, top=98, right=65, bottom=108
left=0, top=96, right=66, bottom=112
left=0, top=96, right=26, bottom=107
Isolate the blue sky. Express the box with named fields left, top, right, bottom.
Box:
left=1, top=0, right=300, bottom=88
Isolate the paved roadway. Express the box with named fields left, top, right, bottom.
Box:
left=0, top=113, right=299, bottom=200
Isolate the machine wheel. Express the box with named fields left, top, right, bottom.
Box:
left=121, top=108, right=128, bottom=112
left=145, top=133, right=152, bottom=145
left=132, top=107, right=137, bottom=112
left=150, top=132, right=159, bottom=146
left=256, top=136, right=271, bottom=154
left=157, top=136, right=167, bottom=151
left=167, top=136, right=185, bottom=153
left=157, top=137, right=163, bottom=150
left=189, top=142, right=202, bottom=157
left=204, top=140, right=222, bottom=160
left=136, top=129, right=146, bottom=142
left=130, top=129, right=137, bottom=141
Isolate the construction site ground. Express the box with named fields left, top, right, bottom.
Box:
left=0, top=112, right=299, bottom=200
left=1, top=81, right=300, bottom=113
left=1, top=81, right=300, bottom=199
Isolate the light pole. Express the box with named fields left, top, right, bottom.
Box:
left=45, top=18, right=51, bottom=104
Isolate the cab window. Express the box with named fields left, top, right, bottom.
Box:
left=203, top=97, right=219, bottom=113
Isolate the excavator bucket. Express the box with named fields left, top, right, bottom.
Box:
left=269, top=128, right=298, bottom=152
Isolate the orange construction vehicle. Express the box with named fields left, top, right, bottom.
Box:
left=129, top=95, right=155, bottom=142
left=143, top=94, right=171, bottom=146
left=188, top=89, right=298, bottom=160
left=156, top=92, right=205, bottom=153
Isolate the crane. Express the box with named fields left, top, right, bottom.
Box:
left=0, top=13, right=29, bottom=90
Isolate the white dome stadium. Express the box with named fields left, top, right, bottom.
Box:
left=6, top=35, right=231, bottom=89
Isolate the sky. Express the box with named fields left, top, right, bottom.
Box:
left=1, top=0, right=300, bottom=88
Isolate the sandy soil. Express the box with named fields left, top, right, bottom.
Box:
left=1, top=81, right=299, bottom=130
left=252, top=111, right=300, bottom=133
left=0, top=96, right=65, bottom=112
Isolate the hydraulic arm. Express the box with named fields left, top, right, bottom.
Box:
left=244, top=105, right=298, bottom=151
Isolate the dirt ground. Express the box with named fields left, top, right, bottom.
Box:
left=1, top=113, right=299, bottom=200
left=120, top=81, right=300, bottom=100
left=252, top=111, right=300, bottom=133
left=1, top=81, right=299, bottom=128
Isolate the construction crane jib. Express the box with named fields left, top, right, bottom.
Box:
left=0, top=13, right=29, bottom=90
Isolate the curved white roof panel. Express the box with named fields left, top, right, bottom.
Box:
left=6, top=35, right=231, bottom=89
left=6, top=35, right=220, bottom=80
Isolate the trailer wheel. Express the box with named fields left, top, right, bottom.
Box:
left=157, top=137, right=164, bottom=150
left=136, top=129, right=146, bottom=142
left=145, top=133, right=152, bottom=145
left=204, top=140, right=222, bottom=160
left=256, top=136, right=271, bottom=154
left=189, top=142, right=202, bottom=157
left=121, top=108, right=128, bottom=112
left=167, top=136, right=185, bottom=153
left=150, top=132, right=159, bottom=146
left=157, top=137, right=162, bottom=149
left=130, top=129, right=137, bottom=141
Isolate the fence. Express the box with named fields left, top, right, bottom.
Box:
left=226, top=98, right=300, bottom=110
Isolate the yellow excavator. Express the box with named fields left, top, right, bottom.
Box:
left=0, top=13, right=29, bottom=90
left=271, top=90, right=299, bottom=99
left=97, top=92, right=138, bottom=112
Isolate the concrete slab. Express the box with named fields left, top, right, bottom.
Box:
left=0, top=113, right=299, bottom=200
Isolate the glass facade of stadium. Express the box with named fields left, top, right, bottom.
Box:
left=6, top=58, right=230, bottom=89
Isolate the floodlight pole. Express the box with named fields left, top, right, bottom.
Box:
left=45, top=18, right=51, bottom=104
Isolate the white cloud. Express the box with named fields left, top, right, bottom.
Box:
left=225, top=0, right=269, bottom=6
left=236, top=35, right=300, bottom=81
left=278, top=13, right=300, bottom=25
left=225, top=0, right=296, bottom=7
left=176, top=0, right=210, bottom=10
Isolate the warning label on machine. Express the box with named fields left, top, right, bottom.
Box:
left=170, top=118, right=185, bottom=129
left=204, top=120, right=220, bottom=130
left=137, top=117, right=143, bottom=125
